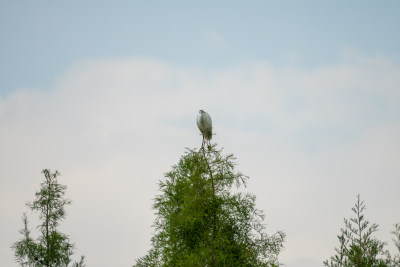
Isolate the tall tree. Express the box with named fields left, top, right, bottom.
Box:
left=324, top=195, right=391, bottom=267
left=12, top=169, right=85, bottom=267
left=387, top=223, right=400, bottom=266
left=134, top=145, right=285, bottom=266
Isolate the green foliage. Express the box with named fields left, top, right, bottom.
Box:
left=392, top=224, right=400, bottom=254
left=387, top=224, right=400, bottom=266
left=134, top=145, right=285, bottom=266
left=12, top=169, right=85, bottom=267
left=324, top=195, right=398, bottom=267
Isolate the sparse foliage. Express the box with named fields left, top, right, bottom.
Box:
left=134, top=145, right=285, bottom=266
left=324, top=195, right=398, bottom=267
left=387, top=224, right=400, bottom=266
left=392, top=224, right=400, bottom=254
left=12, top=169, right=85, bottom=267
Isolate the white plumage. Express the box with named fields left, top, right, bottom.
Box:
left=197, top=110, right=212, bottom=145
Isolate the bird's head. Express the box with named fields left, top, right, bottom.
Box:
left=199, top=110, right=205, bottom=114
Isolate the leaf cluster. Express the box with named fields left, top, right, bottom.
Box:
left=324, top=195, right=399, bottom=267
left=134, top=145, right=285, bottom=266
left=11, top=169, right=85, bottom=267
left=388, top=224, right=400, bottom=266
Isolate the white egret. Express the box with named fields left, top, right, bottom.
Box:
left=197, top=110, right=212, bottom=148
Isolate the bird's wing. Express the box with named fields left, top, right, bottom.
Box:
left=196, top=113, right=203, bottom=132
left=203, top=112, right=212, bottom=140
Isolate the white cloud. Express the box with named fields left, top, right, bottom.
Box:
left=1, top=55, right=400, bottom=266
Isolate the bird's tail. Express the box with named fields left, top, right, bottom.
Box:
left=205, top=129, right=212, bottom=140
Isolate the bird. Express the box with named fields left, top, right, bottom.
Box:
left=197, top=110, right=212, bottom=149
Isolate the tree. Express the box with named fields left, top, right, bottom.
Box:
left=324, top=195, right=392, bottom=267
left=392, top=224, right=400, bottom=254
left=134, top=145, right=285, bottom=266
left=387, top=223, right=400, bottom=266
left=12, top=169, right=85, bottom=267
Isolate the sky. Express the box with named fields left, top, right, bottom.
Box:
left=1, top=1, right=400, bottom=266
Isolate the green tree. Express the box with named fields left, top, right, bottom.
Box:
left=393, top=224, right=400, bottom=254
left=12, top=169, right=85, bottom=267
left=134, top=145, right=285, bottom=266
left=387, top=223, right=400, bottom=266
left=324, top=195, right=391, bottom=267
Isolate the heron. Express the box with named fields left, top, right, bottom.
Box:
left=197, top=110, right=212, bottom=149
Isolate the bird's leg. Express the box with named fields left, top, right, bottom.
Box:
left=201, top=135, right=205, bottom=150
left=207, top=139, right=212, bottom=151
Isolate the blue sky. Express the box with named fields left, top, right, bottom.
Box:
left=1, top=2, right=400, bottom=267
left=1, top=1, right=399, bottom=95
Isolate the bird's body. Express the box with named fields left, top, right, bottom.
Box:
left=197, top=110, right=212, bottom=148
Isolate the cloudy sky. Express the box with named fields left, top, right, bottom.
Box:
left=1, top=1, right=400, bottom=266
